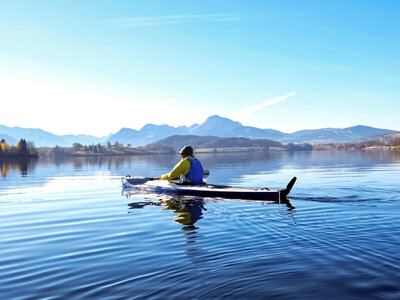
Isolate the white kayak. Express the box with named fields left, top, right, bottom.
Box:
left=122, top=176, right=297, bottom=202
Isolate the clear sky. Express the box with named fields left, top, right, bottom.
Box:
left=1, top=0, right=399, bottom=136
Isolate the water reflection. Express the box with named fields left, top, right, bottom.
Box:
left=163, top=198, right=205, bottom=230
left=1, top=150, right=399, bottom=178
left=126, top=195, right=295, bottom=231
left=127, top=197, right=205, bottom=230
left=0, top=158, right=38, bottom=178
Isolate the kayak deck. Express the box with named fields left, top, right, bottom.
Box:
left=122, top=177, right=297, bottom=202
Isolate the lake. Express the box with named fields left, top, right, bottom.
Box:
left=1, top=151, right=400, bottom=299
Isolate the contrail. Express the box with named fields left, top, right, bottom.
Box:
left=113, top=13, right=240, bottom=28
left=234, top=92, right=296, bottom=119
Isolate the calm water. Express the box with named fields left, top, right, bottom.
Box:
left=1, top=151, right=400, bottom=299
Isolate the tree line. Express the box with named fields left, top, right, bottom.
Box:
left=313, top=136, right=400, bottom=151
left=38, top=141, right=174, bottom=157
left=0, top=139, right=38, bottom=158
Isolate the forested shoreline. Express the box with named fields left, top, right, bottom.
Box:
left=313, top=135, right=400, bottom=151
left=0, top=139, right=38, bottom=158
left=1, top=133, right=399, bottom=160
left=37, top=142, right=175, bottom=157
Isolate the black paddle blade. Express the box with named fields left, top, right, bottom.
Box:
left=124, top=177, right=156, bottom=185
left=281, top=177, right=297, bottom=197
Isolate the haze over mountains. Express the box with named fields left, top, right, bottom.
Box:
left=0, top=125, right=110, bottom=147
left=0, top=115, right=396, bottom=147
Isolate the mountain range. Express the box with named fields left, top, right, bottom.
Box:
left=0, top=115, right=396, bottom=147
left=106, top=115, right=395, bottom=146
left=0, top=125, right=109, bottom=147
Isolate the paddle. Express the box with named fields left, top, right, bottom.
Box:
left=125, top=169, right=210, bottom=185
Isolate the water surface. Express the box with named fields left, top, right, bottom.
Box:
left=1, top=151, right=399, bottom=299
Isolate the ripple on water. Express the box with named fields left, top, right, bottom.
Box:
left=1, top=154, right=400, bottom=298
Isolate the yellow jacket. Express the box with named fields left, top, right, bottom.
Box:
left=160, top=156, right=194, bottom=181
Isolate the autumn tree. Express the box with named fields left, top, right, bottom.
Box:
left=0, top=139, right=10, bottom=153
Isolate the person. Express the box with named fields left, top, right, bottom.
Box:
left=159, top=145, right=204, bottom=184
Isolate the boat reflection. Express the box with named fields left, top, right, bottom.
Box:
left=125, top=193, right=295, bottom=231
left=127, top=196, right=206, bottom=230
left=163, top=198, right=206, bottom=230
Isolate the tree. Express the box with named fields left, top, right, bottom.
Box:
left=18, top=139, right=28, bottom=156
left=27, top=141, right=37, bottom=156
left=395, top=138, right=400, bottom=147
left=0, top=139, right=10, bottom=152
left=73, top=143, right=83, bottom=150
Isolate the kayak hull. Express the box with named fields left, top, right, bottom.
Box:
left=122, top=177, right=287, bottom=202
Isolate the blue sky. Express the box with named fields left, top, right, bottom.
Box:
left=1, top=0, right=399, bottom=136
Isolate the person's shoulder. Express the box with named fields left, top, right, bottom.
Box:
left=188, top=156, right=202, bottom=163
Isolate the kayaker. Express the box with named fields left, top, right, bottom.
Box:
left=159, top=145, right=204, bottom=184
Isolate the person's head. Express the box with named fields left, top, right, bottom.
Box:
left=180, top=145, right=193, bottom=158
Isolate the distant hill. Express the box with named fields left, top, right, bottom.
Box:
left=147, top=135, right=309, bottom=153
left=0, top=133, right=17, bottom=145
left=313, top=131, right=400, bottom=151
left=107, top=124, right=188, bottom=147
left=1, top=115, right=396, bottom=147
left=0, top=125, right=109, bottom=147
left=383, top=132, right=400, bottom=138
left=282, top=125, right=394, bottom=144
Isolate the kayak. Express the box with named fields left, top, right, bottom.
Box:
left=121, top=176, right=297, bottom=202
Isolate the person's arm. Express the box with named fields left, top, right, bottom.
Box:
left=159, top=160, right=190, bottom=180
